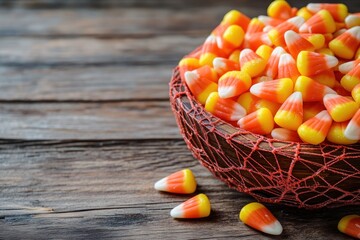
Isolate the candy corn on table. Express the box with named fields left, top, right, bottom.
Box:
left=0, top=0, right=359, bottom=239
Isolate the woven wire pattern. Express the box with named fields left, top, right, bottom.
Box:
left=169, top=65, right=360, bottom=209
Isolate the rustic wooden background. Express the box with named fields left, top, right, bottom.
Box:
left=0, top=0, right=359, bottom=239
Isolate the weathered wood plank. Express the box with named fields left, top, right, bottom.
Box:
left=0, top=140, right=358, bottom=239
left=0, top=36, right=202, bottom=66
left=0, top=0, right=358, bottom=12
left=0, top=7, right=257, bottom=37
left=0, top=65, right=171, bottom=101
left=0, top=102, right=181, bottom=140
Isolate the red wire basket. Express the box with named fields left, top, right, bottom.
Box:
left=169, top=54, right=360, bottom=209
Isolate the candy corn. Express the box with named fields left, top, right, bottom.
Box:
left=311, top=70, right=336, bottom=88
left=340, top=63, right=360, bottom=92
left=268, top=16, right=305, bottom=47
left=323, top=94, right=359, bottom=122
left=246, top=17, right=265, bottom=34
left=218, top=71, right=252, bottom=98
left=239, top=202, right=283, bottom=235
left=345, top=14, right=360, bottom=29
left=284, top=30, right=314, bottom=57
left=250, top=78, right=293, bottom=103
left=237, top=92, right=280, bottom=115
left=239, top=49, right=267, bottom=77
left=244, top=32, right=272, bottom=51
left=352, top=83, right=360, bottom=104
left=297, top=7, right=313, bottom=21
left=216, top=25, right=245, bottom=54
left=299, top=10, right=336, bottom=34
left=274, top=92, right=303, bottom=131
left=297, top=110, right=332, bottom=144
left=271, top=128, right=301, bottom=142
left=306, top=3, right=348, bottom=22
left=238, top=108, right=274, bottom=135
left=327, top=121, right=358, bottom=145
left=205, top=92, right=246, bottom=122
left=267, top=0, right=292, bottom=20
left=344, top=109, right=360, bottom=141
left=329, top=26, right=360, bottom=60
left=221, top=10, right=251, bottom=32
left=213, top=57, right=240, bottom=77
left=255, top=44, right=273, bottom=62
left=294, top=76, right=336, bottom=102
left=265, top=46, right=287, bottom=78
left=184, top=68, right=218, bottom=105
left=303, top=102, right=326, bottom=121
left=299, top=33, right=325, bottom=50
left=277, top=53, right=300, bottom=81
left=338, top=215, right=360, bottom=239
left=154, top=169, right=196, bottom=194
left=170, top=193, right=211, bottom=219
left=297, top=51, right=338, bottom=76
left=200, top=35, right=224, bottom=66
left=258, top=15, right=284, bottom=27
left=229, top=49, right=241, bottom=63
left=338, top=59, right=360, bottom=74
left=179, top=57, right=201, bottom=80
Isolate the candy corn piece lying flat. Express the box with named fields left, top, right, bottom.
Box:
left=250, top=78, right=293, bottom=103
left=299, top=10, right=336, bottom=34
left=170, top=193, right=211, bottom=219
left=239, top=49, right=267, bottom=77
left=297, top=110, right=332, bottom=145
left=274, top=92, right=303, bottom=131
left=294, top=76, right=336, bottom=102
left=271, top=128, right=301, bottom=142
left=344, top=109, right=360, bottom=141
left=239, top=202, right=283, bottom=235
left=238, top=108, right=274, bottom=135
left=306, top=3, right=348, bottom=22
left=303, top=102, right=325, bottom=121
left=297, top=51, right=338, bottom=76
left=329, top=26, right=360, bottom=60
left=154, top=169, right=196, bottom=194
left=327, top=121, right=358, bottom=145
left=323, top=94, right=359, bottom=122
left=184, top=68, right=218, bottom=105
left=200, top=35, right=223, bottom=66
left=205, top=92, right=246, bottom=122
left=218, top=71, right=251, bottom=98
left=338, top=215, right=360, bottom=239
left=297, top=7, right=313, bottom=21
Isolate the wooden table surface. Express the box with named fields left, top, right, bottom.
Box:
left=0, top=0, right=359, bottom=239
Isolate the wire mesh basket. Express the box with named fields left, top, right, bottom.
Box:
left=169, top=58, right=360, bottom=209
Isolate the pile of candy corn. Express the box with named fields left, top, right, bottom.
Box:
left=154, top=169, right=360, bottom=237
left=179, top=1, right=360, bottom=145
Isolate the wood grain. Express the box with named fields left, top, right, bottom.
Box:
left=0, top=140, right=358, bottom=239
left=0, top=36, right=203, bottom=67
left=0, top=101, right=181, bottom=140
left=0, top=65, right=171, bottom=101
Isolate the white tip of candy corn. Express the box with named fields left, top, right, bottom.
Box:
left=262, top=220, right=283, bottom=235
left=184, top=71, right=199, bottom=85
left=170, top=205, right=184, bottom=218
left=219, top=86, right=236, bottom=99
